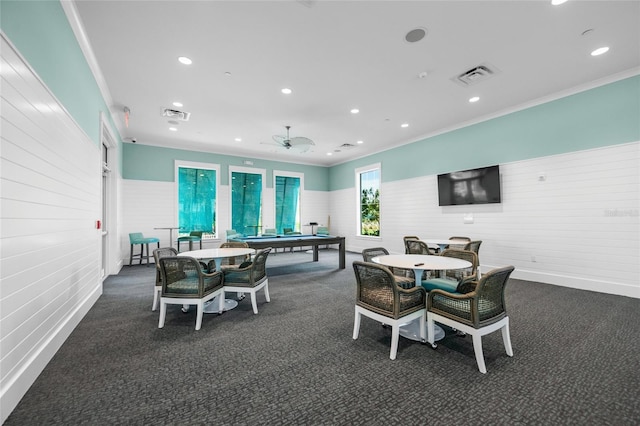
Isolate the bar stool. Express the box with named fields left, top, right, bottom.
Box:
left=129, top=232, right=160, bottom=266
left=177, top=231, right=203, bottom=252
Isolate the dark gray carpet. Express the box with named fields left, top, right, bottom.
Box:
left=6, top=250, right=640, bottom=425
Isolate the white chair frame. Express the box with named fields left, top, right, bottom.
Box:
left=158, top=287, right=224, bottom=331
left=353, top=305, right=426, bottom=360
left=223, top=279, right=270, bottom=314
left=427, top=312, right=513, bottom=373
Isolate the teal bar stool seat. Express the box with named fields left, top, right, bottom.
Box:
left=129, top=232, right=160, bottom=266
left=177, top=231, right=203, bottom=252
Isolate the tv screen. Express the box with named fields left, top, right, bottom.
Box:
left=438, top=165, right=501, bottom=206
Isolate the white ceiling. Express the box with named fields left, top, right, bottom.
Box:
left=73, top=0, right=640, bottom=167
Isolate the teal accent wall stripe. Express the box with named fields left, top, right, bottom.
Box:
left=1, top=0, right=115, bottom=147
left=329, top=75, right=640, bottom=191
left=123, top=143, right=329, bottom=190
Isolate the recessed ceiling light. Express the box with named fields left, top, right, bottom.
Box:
left=327, top=152, right=333, bottom=156
left=178, top=56, right=192, bottom=65
left=235, top=137, right=242, bottom=142
left=357, top=140, right=363, bottom=144
left=551, top=0, right=568, bottom=5
left=401, top=123, right=409, bottom=128
left=591, top=46, right=609, bottom=56
left=281, top=88, right=292, bottom=94
left=169, top=127, right=178, bottom=132
left=350, top=108, right=360, bottom=114
left=469, top=96, right=480, bottom=103
left=172, top=101, right=183, bottom=107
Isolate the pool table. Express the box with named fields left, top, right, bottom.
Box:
left=229, top=234, right=346, bottom=269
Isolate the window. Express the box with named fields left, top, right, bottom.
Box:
left=230, top=169, right=264, bottom=236
left=357, top=164, right=380, bottom=237
left=177, top=162, right=218, bottom=236
left=274, top=172, right=302, bottom=234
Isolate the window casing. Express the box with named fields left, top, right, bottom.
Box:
left=176, top=161, right=219, bottom=237
left=274, top=171, right=303, bottom=234
left=356, top=164, right=381, bottom=237
left=230, top=166, right=265, bottom=236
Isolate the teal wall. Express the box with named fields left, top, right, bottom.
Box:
left=1, top=0, right=122, bottom=156
left=123, top=143, right=329, bottom=190
left=3, top=1, right=638, bottom=193
left=329, top=75, right=640, bottom=191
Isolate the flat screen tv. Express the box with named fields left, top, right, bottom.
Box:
left=437, top=165, right=501, bottom=206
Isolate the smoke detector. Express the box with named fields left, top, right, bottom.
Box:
left=162, top=108, right=191, bottom=121
left=453, top=63, right=499, bottom=87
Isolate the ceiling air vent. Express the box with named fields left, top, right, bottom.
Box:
left=338, top=143, right=356, bottom=150
left=162, top=108, right=191, bottom=121
left=453, top=64, right=498, bottom=87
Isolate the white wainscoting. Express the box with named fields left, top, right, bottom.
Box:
left=332, top=142, right=639, bottom=299
left=0, top=35, right=102, bottom=422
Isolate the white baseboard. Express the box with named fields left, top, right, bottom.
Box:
left=0, top=283, right=103, bottom=423
left=488, top=265, right=640, bottom=299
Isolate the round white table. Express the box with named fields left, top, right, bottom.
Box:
left=371, top=254, right=472, bottom=342
left=179, top=247, right=255, bottom=313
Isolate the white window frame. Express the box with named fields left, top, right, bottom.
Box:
left=175, top=160, right=220, bottom=238
left=355, top=163, right=381, bottom=238
left=273, top=170, right=304, bottom=233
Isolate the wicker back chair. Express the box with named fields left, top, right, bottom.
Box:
left=152, top=247, right=178, bottom=311
left=403, top=236, right=420, bottom=254
left=352, top=261, right=427, bottom=360
left=361, top=247, right=415, bottom=289
left=448, top=236, right=471, bottom=250
left=219, top=241, right=252, bottom=269
left=422, top=249, right=479, bottom=294
left=405, top=239, right=436, bottom=255
left=223, top=248, right=272, bottom=314
left=157, top=256, right=225, bottom=330
left=427, top=265, right=515, bottom=373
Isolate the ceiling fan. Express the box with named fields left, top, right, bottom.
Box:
left=271, top=126, right=315, bottom=153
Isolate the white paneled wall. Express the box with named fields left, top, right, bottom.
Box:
left=0, top=36, right=102, bottom=421
left=331, top=142, right=639, bottom=298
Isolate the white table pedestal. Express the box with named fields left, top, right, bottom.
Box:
left=203, top=296, right=238, bottom=314
left=400, top=318, right=445, bottom=342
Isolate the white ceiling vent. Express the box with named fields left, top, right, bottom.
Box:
left=339, top=143, right=356, bottom=149
left=162, top=108, right=191, bottom=121
left=453, top=64, right=498, bottom=87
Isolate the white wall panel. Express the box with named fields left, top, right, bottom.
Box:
left=341, top=142, right=639, bottom=298
left=0, top=36, right=102, bottom=421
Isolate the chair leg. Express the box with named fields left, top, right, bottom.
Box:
left=264, top=281, right=270, bottom=303
left=152, top=287, right=160, bottom=311
left=129, top=244, right=134, bottom=266
left=427, top=314, right=436, bottom=345
left=472, top=334, right=487, bottom=374
left=353, top=309, right=361, bottom=339
left=144, top=243, right=150, bottom=266
left=195, top=301, right=204, bottom=330
left=250, top=291, right=258, bottom=314
left=218, top=293, right=225, bottom=313
left=390, top=324, right=400, bottom=360
left=158, top=301, right=167, bottom=328
left=502, top=319, right=514, bottom=357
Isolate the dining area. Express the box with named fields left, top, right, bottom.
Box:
left=354, top=235, right=514, bottom=374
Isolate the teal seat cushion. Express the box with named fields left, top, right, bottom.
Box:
left=421, top=277, right=460, bottom=293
